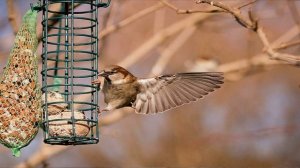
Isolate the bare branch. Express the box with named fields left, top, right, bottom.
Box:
left=161, top=0, right=225, bottom=14
left=161, top=0, right=257, bottom=15
left=274, top=40, right=300, bottom=50
left=118, top=14, right=212, bottom=68
left=196, top=0, right=257, bottom=30
left=287, top=0, right=300, bottom=38
left=6, top=0, right=19, bottom=35
left=190, top=25, right=299, bottom=80
left=237, top=0, right=257, bottom=9
left=15, top=108, right=133, bottom=168
left=100, top=108, right=133, bottom=126
left=38, top=2, right=164, bottom=43
left=15, top=144, right=68, bottom=168
left=151, top=26, right=197, bottom=76
left=100, top=2, right=164, bottom=38
left=195, top=0, right=300, bottom=66
left=257, top=27, right=300, bottom=65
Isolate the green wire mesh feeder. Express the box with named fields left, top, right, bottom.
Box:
left=40, top=0, right=110, bottom=145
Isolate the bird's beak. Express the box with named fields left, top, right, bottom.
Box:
left=98, top=70, right=109, bottom=77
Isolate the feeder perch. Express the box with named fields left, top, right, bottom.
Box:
left=40, top=0, right=110, bottom=145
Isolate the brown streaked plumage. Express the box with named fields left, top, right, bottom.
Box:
left=92, top=65, right=224, bottom=114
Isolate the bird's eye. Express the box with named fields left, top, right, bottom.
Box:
left=107, top=70, right=116, bottom=75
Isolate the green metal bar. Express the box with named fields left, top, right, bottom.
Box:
left=63, top=2, right=69, bottom=108
left=70, top=0, right=76, bottom=139
left=95, top=0, right=100, bottom=142
left=52, top=7, right=63, bottom=92
left=41, top=0, right=108, bottom=145
left=42, top=0, right=50, bottom=140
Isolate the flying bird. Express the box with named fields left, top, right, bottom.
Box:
left=92, top=65, right=223, bottom=114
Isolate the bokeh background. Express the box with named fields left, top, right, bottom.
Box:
left=0, top=0, right=300, bottom=167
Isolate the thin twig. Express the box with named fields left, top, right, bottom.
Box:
left=39, top=2, right=165, bottom=42
left=15, top=144, right=68, bottom=168
left=15, top=107, right=133, bottom=168
left=160, top=0, right=225, bottom=14
left=196, top=0, right=257, bottom=30
left=150, top=26, right=197, bottom=76
left=257, top=27, right=300, bottom=65
left=118, top=14, right=212, bottom=68
left=161, top=0, right=257, bottom=15
left=195, top=0, right=300, bottom=66
left=153, top=7, right=166, bottom=32
left=274, top=40, right=300, bottom=50
left=6, top=0, right=19, bottom=35
left=190, top=26, right=299, bottom=80
left=100, top=108, right=133, bottom=126
left=237, top=0, right=258, bottom=9
left=100, top=2, right=164, bottom=38
left=287, top=0, right=300, bottom=39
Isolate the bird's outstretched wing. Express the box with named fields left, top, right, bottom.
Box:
left=133, top=72, right=224, bottom=114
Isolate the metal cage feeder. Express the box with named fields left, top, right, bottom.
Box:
left=40, top=0, right=110, bottom=145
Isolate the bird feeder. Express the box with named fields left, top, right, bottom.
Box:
left=40, top=0, right=110, bottom=145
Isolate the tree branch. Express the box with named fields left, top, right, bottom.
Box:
left=100, top=2, right=164, bottom=38
left=236, top=0, right=257, bottom=9
left=6, top=0, right=19, bottom=35
left=118, top=13, right=212, bottom=68
left=150, top=26, right=197, bottom=76
left=195, top=0, right=300, bottom=66
left=196, top=0, right=257, bottom=30
left=274, top=40, right=300, bottom=50
left=160, top=0, right=225, bottom=14
left=161, top=0, right=257, bottom=14
left=190, top=26, right=299, bottom=81
left=287, top=0, right=300, bottom=39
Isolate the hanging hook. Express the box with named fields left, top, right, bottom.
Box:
left=30, top=2, right=43, bottom=12
left=97, top=0, right=111, bottom=8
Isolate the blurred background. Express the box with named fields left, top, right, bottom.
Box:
left=0, top=0, right=300, bottom=167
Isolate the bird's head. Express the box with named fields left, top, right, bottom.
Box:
left=98, top=65, right=136, bottom=84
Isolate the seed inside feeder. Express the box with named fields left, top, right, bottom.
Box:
left=42, top=91, right=90, bottom=137
left=48, top=110, right=90, bottom=137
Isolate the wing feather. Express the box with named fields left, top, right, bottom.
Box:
left=170, top=83, right=190, bottom=103
left=182, top=79, right=213, bottom=93
left=161, top=87, right=177, bottom=107
left=156, top=88, right=170, bottom=111
left=180, top=79, right=208, bottom=96
left=149, top=95, right=157, bottom=114
left=134, top=72, right=223, bottom=114
left=177, top=80, right=203, bottom=99
left=153, top=91, right=163, bottom=112
left=165, top=84, right=183, bottom=106
left=175, top=81, right=198, bottom=101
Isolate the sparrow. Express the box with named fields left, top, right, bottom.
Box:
left=92, top=65, right=224, bottom=114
